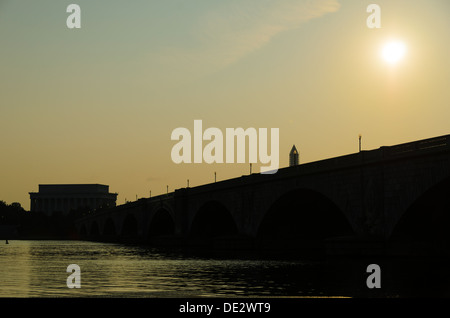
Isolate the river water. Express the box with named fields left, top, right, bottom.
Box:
left=0, top=240, right=449, bottom=298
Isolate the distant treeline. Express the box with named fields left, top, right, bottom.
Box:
left=0, top=201, right=86, bottom=240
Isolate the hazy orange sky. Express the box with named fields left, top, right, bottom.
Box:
left=1, top=0, right=449, bottom=210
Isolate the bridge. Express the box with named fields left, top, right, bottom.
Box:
left=74, top=134, right=450, bottom=256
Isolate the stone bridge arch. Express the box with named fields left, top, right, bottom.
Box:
left=255, top=187, right=355, bottom=251
left=79, top=223, right=87, bottom=240
left=87, top=220, right=100, bottom=241
left=188, top=199, right=239, bottom=247
left=147, top=207, right=175, bottom=239
left=120, top=212, right=139, bottom=242
left=145, top=199, right=176, bottom=241
left=383, top=159, right=450, bottom=239
left=248, top=177, right=358, bottom=237
left=103, top=217, right=117, bottom=242
left=389, top=175, right=450, bottom=254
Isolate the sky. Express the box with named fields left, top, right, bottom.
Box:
left=1, top=0, right=449, bottom=210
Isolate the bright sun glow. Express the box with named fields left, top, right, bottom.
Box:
left=382, top=41, right=407, bottom=65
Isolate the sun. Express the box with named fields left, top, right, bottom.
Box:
left=382, top=41, right=407, bottom=65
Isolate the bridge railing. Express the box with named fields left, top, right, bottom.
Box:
left=275, top=134, right=450, bottom=178
left=181, top=134, right=450, bottom=196
left=383, top=135, right=449, bottom=158
left=74, top=134, right=450, bottom=218
left=74, top=193, right=175, bottom=222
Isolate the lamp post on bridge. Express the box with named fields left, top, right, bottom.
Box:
left=359, top=134, right=362, bottom=152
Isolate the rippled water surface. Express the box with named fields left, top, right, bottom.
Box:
left=1, top=240, right=449, bottom=297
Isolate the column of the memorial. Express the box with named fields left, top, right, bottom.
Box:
left=30, top=197, right=35, bottom=212
left=51, top=197, right=55, bottom=215
left=43, top=197, right=48, bottom=215
left=37, top=198, right=42, bottom=212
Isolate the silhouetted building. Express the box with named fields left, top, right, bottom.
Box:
left=29, top=184, right=117, bottom=216
left=289, top=145, right=299, bottom=167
